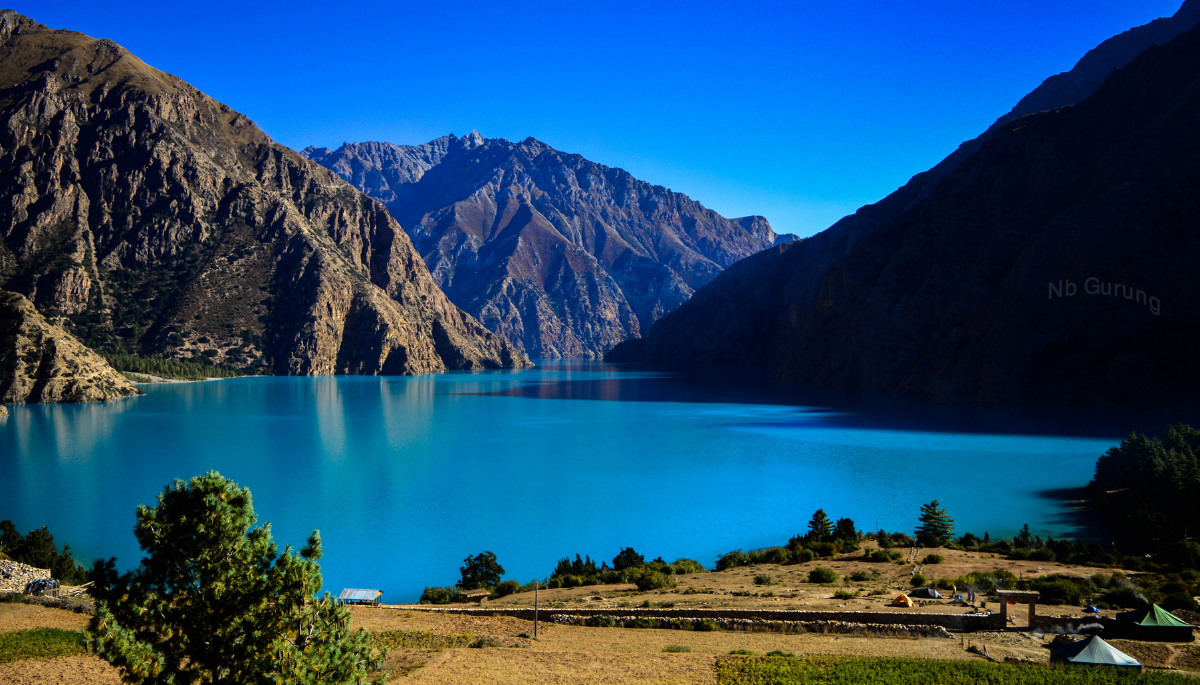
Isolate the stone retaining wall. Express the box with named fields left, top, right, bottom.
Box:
left=406, top=606, right=1002, bottom=632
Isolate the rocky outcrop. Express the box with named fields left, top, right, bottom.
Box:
left=610, top=17, right=1200, bottom=409
left=0, top=290, right=139, bottom=402
left=304, top=135, right=785, bottom=357
left=0, top=11, right=526, bottom=382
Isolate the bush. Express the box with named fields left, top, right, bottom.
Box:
left=468, top=637, right=502, bottom=649
left=766, top=650, right=795, bottom=657
left=585, top=615, right=619, bottom=628
left=419, top=586, right=462, bottom=604
left=663, top=644, right=691, bottom=653
left=715, top=550, right=748, bottom=571
left=753, top=574, right=774, bottom=586
left=729, top=649, right=756, bottom=655
left=910, top=573, right=927, bottom=587
left=693, top=618, right=721, bottom=632
left=792, top=548, right=816, bottom=564
left=808, top=567, right=838, bottom=584
left=1101, top=586, right=1149, bottom=609
left=1030, top=576, right=1084, bottom=606
left=1028, top=547, right=1056, bottom=562
left=632, top=570, right=676, bottom=591
left=849, top=571, right=871, bottom=582
left=1161, top=592, right=1199, bottom=613
left=808, top=542, right=838, bottom=558
left=670, top=558, right=705, bottom=575
left=923, top=554, right=943, bottom=565
left=493, top=580, right=522, bottom=597
left=833, top=589, right=857, bottom=600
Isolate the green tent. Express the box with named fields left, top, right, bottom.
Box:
left=1052, top=635, right=1141, bottom=668
left=1116, top=604, right=1194, bottom=642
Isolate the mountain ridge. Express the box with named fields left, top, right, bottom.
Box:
left=303, top=134, right=788, bottom=357
left=608, top=4, right=1200, bottom=409
left=0, top=9, right=526, bottom=400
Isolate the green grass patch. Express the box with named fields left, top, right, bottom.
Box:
left=715, top=655, right=1193, bottom=684
left=103, top=352, right=240, bottom=380
left=0, top=629, right=86, bottom=664
left=371, top=630, right=472, bottom=650
left=663, top=644, right=691, bottom=653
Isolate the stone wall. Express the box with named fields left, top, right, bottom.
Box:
left=408, top=606, right=1001, bottom=632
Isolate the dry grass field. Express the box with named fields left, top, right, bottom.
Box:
left=0, top=544, right=1190, bottom=684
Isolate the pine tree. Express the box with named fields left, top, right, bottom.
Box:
left=806, top=509, right=833, bottom=542
left=86, top=472, right=384, bottom=684
left=914, top=500, right=954, bottom=547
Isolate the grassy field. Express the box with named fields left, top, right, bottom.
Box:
left=714, top=655, right=1193, bottom=684
left=0, top=628, right=85, bottom=664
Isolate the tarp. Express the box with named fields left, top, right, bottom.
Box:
left=1118, top=604, right=1191, bottom=627
left=891, top=594, right=914, bottom=607
left=1053, top=635, right=1140, bottom=668
left=908, top=587, right=942, bottom=599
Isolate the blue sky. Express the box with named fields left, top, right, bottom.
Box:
left=26, top=1, right=1184, bottom=236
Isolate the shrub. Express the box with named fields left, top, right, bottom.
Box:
left=923, top=554, right=943, bottom=565
left=419, top=586, right=462, bottom=604
left=715, top=550, right=748, bottom=571
left=833, top=589, right=857, bottom=600
left=663, top=645, right=691, bottom=653
left=493, top=580, right=522, bottom=597
left=808, top=542, right=838, bottom=558
left=766, top=650, right=795, bottom=657
left=910, top=573, right=927, bottom=587
left=1161, top=592, right=1199, bottom=613
left=693, top=618, right=721, bottom=632
left=792, top=548, right=816, bottom=564
left=585, top=615, right=619, bottom=628
left=468, top=637, right=502, bottom=649
left=1028, top=547, right=1056, bottom=562
left=1101, top=586, right=1149, bottom=609
left=632, top=570, right=676, bottom=591
left=670, top=558, right=705, bottom=575
left=613, top=547, right=646, bottom=571
left=849, top=571, right=870, bottom=582
left=808, top=567, right=838, bottom=584
left=1030, top=576, right=1085, bottom=606
left=729, top=649, right=756, bottom=655
left=753, top=574, right=774, bottom=586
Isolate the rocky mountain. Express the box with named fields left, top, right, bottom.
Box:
left=303, top=135, right=786, bottom=357
left=1, top=290, right=138, bottom=403
left=0, top=10, right=526, bottom=394
left=609, top=11, right=1200, bottom=409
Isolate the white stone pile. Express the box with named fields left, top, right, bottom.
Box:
left=0, top=559, right=51, bottom=593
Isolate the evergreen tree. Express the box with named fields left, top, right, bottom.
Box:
left=612, top=547, right=645, bottom=571
left=1016, top=524, right=1033, bottom=549
left=914, top=500, right=954, bottom=547
left=806, top=509, right=833, bottom=542
left=458, top=551, right=505, bottom=590
left=86, top=472, right=384, bottom=685
left=833, top=517, right=858, bottom=541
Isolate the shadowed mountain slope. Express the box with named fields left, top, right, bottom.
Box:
left=0, top=11, right=526, bottom=385
left=609, top=15, right=1200, bottom=409
left=303, top=135, right=787, bottom=357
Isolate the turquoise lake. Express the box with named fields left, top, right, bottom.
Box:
left=0, top=360, right=1160, bottom=601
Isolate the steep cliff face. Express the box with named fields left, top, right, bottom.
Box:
left=0, top=11, right=526, bottom=381
left=610, top=20, right=1200, bottom=409
left=0, top=290, right=139, bottom=402
left=303, top=135, right=783, bottom=357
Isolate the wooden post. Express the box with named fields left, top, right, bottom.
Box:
left=534, top=581, right=539, bottom=638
